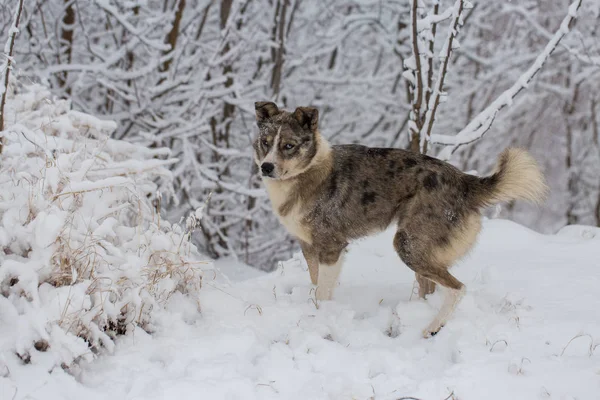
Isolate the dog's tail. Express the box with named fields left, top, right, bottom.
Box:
left=473, top=148, right=548, bottom=208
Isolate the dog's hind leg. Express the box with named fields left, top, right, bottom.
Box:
left=415, top=274, right=436, bottom=298
left=300, top=241, right=319, bottom=285
left=417, top=269, right=465, bottom=337
left=394, top=213, right=480, bottom=337
left=422, top=214, right=481, bottom=336
left=401, top=255, right=465, bottom=337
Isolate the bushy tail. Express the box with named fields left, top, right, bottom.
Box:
left=476, top=148, right=548, bottom=207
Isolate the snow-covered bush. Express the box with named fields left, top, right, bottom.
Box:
left=0, top=81, right=209, bottom=373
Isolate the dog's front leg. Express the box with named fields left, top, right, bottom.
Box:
left=315, top=247, right=345, bottom=301
left=300, top=241, right=319, bottom=285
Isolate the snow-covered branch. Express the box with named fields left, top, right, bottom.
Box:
left=502, top=3, right=600, bottom=68
left=0, top=0, right=24, bottom=154
left=431, top=0, right=583, bottom=160
left=407, top=0, right=425, bottom=152
left=94, top=0, right=171, bottom=52
left=416, top=6, right=453, bottom=32
left=420, top=0, right=466, bottom=153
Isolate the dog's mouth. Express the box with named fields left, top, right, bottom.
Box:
left=262, top=172, right=283, bottom=180
left=261, top=170, right=287, bottom=180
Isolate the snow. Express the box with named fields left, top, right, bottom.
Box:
left=59, top=176, right=131, bottom=195
left=404, top=56, right=417, bottom=71
left=416, top=8, right=454, bottom=33
left=3, top=218, right=599, bottom=400
left=68, top=110, right=118, bottom=137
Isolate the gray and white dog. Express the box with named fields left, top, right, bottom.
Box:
left=252, top=101, right=547, bottom=337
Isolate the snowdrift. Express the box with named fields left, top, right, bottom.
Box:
left=0, top=82, right=209, bottom=375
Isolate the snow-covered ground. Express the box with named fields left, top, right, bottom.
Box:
left=3, top=218, right=599, bottom=400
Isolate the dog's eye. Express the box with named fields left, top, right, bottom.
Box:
left=284, top=143, right=295, bottom=150
left=261, top=139, right=269, bottom=147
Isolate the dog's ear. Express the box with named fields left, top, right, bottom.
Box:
left=293, top=106, right=319, bottom=132
left=255, top=102, right=280, bottom=122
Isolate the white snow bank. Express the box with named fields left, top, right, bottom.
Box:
left=4, top=217, right=598, bottom=400
left=0, top=82, right=210, bottom=382
left=556, top=224, right=600, bottom=240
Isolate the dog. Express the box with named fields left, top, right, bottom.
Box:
left=252, top=101, right=548, bottom=337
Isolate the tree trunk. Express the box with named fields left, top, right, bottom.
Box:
left=564, top=74, right=580, bottom=226
left=161, top=0, right=186, bottom=74
left=565, top=122, right=578, bottom=225
left=57, top=0, right=75, bottom=95
left=270, top=0, right=289, bottom=100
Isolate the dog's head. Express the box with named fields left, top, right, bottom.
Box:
left=252, top=101, right=321, bottom=180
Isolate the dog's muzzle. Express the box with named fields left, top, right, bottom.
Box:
left=261, top=162, right=275, bottom=177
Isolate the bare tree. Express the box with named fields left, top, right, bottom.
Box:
left=405, top=0, right=466, bottom=154
left=270, top=0, right=289, bottom=101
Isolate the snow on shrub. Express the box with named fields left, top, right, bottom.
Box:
left=0, top=81, right=210, bottom=373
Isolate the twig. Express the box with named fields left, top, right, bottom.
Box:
left=244, top=304, right=263, bottom=316
left=424, top=2, right=440, bottom=116
left=52, top=185, right=129, bottom=201
left=396, top=390, right=455, bottom=400
left=0, top=0, right=25, bottom=154
left=489, top=339, right=508, bottom=352
left=256, top=382, right=278, bottom=393
left=443, top=392, right=456, bottom=400
left=560, top=333, right=595, bottom=357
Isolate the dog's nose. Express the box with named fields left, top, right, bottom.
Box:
left=261, top=162, right=275, bottom=176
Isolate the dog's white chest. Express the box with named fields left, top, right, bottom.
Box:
left=264, top=180, right=311, bottom=244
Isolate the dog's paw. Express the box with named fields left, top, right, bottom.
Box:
left=423, top=323, right=444, bottom=338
